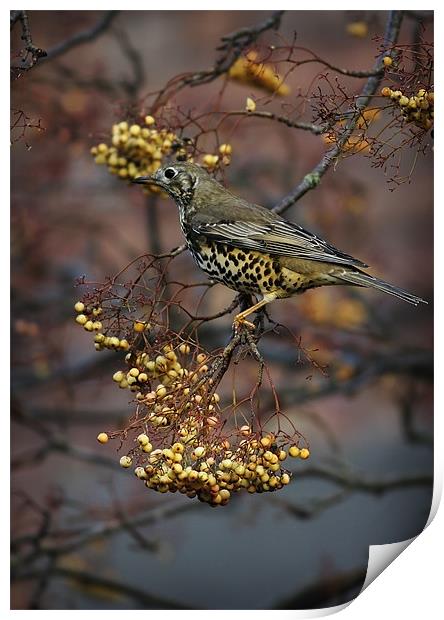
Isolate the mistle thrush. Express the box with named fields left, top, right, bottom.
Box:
left=134, top=162, right=426, bottom=327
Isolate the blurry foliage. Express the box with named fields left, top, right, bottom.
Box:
left=228, top=50, right=291, bottom=96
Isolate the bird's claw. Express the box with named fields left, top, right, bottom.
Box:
left=233, top=316, right=256, bottom=332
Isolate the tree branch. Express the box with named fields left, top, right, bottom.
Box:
left=223, top=109, right=327, bottom=134
left=273, top=10, right=404, bottom=214
left=151, top=11, right=284, bottom=110
left=14, top=566, right=191, bottom=609
left=42, top=11, right=119, bottom=62
left=11, top=10, right=119, bottom=79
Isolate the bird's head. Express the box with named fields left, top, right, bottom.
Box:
left=133, top=162, right=212, bottom=208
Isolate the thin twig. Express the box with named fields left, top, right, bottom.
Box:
left=273, top=10, right=404, bottom=213
left=42, top=11, right=119, bottom=62
left=151, top=11, right=284, bottom=110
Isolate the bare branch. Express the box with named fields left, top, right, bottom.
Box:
left=297, top=463, right=432, bottom=493
left=42, top=11, right=119, bottom=62
left=151, top=11, right=284, bottom=109
left=11, top=10, right=119, bottom=79
left=223, top=109, right=327, bottom=134
left=273, top=10, right=404, bottom=213
left=15, top=566, right=191, bottom=609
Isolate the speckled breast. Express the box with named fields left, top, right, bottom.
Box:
left=187, top=238, right=286, bottom=295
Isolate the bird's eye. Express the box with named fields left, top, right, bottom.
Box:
left=164, top=167, right=177, bottom=180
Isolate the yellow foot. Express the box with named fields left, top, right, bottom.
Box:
left=233, top=315, right=256, bottom=332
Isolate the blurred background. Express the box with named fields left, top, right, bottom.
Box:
left=11, top=10, right=433, bottom=610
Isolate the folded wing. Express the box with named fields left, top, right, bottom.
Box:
left=191, top=214, right=368, bottom=268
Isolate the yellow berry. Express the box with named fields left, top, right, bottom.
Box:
left=134, top=466, right=147, bottom=479
left=162, top=448, right=175, bottom=461
left=390, top=90, right=402, bottom=100
left=383, top=56, right=393, bottom=67
left=246, top=97, right=256, bottom=112
left=156, top=385, right=167, bottom=399
left=203, top=153, right=218, bottom=167
left=219, top=143, right=232, bottom=156
left=281, top=473, right=291, bottom=485
left=399, top=96, right=409, bottom=107
left=188, top=470, right=199, bottom=482
left=130, top=124, right=141, bottom=136
left=119, top=455, right=132, bottom=468
left=172, top=442, right=184, bottom=454
left=74, top=301, right=85, bottom=313
left=84, top=321, right=94, bottom=332
left=119, top=339, right=130, bottom=350
left=299, top=448, right=310, bottom=459
left=144, top=115, right=155, bottom=126
left=76, top=314, right=87, bottom=326
left=113, top=371, right=125, bottom=383
left=289, top=446, right=300, bottom=458
left=137, top=433, right=149, bottom=445
left=97, top=143, right=108, bottom=153
left=97, top=432, right=109, bottom=444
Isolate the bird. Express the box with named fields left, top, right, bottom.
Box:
left=133, top=162, right=426, bottom=328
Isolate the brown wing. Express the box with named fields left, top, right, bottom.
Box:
left=191, top=208, right=368, bottom=269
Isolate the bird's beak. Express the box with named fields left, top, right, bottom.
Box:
left=132, top=175, right=158, bottom=186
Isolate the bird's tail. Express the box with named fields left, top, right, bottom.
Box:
left=335, top=270, right=427, bottom=306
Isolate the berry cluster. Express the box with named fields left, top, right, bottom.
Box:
left=103, top=431, right=309, bottom=507
left=228, top=51, right=290, bottom=96
left=91, top=116, right=234, bottom=180
left=75, top=302, right=129, bottom=351
left=381, top=87, right=434, bottom=130
left=90, top=116, right=192, bottom=192
left=323, top=108, right=379, bottom=153
left=73, top=294, right=310, bottom=506
left=201, top=143, right=233, bottom=171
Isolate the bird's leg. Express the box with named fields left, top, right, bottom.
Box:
left=233, top=292, right=277, bottom=330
